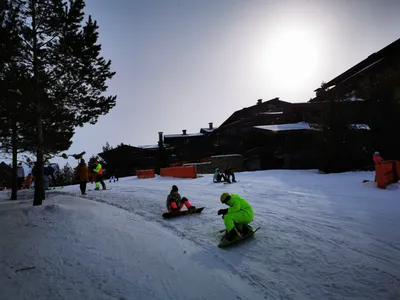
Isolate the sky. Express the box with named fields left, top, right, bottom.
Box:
left=6, top=0, right=400, bottom=169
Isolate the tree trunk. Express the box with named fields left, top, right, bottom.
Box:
left=11, top=119, right=18, bottom=200
left=31, top=0, right=45, bottom=206
left=33, top=114, right=45, bottom=206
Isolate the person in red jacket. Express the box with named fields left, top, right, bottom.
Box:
left=373, top=151, right=384, bottom=182
left=166, top=185, right=196, bottom=212
left=373, top=151, right=383, bottom=165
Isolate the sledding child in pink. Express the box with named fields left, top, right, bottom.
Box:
left=166, top=185, right=196, bottom=212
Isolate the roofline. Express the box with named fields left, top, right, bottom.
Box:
left=317, top=38, right=400, bottom=91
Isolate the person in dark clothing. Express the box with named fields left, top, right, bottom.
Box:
left=224, top=167, right=237, bottom=183
left=76, top=159, right=89, bottom=195
left=44, top=165, right=56, bottom=188
left=213, top=168, right=230, bottom=183
left=17, top=162, right=25, bottom=189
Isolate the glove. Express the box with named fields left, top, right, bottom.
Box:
left=217, top=208, right=228, bottom=216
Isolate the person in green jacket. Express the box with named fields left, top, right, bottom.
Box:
left=218, top=192, right=254, bottom=241
left=93, top=160, right=106, bottom=190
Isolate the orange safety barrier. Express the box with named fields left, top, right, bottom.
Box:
left=136, top=169, right=155, bottom=179
left=160, top=165, right=197, bottom=178
left=375, top=160, right=399, bottom=189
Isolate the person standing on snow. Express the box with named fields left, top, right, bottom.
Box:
left=373, top=151, right=384, bottom=182
left=373, top=151, right=383, bottom=164
left=17, top=162, right=25, bottom=189
left=166, top=185, right=196, bottom=212
left=76, top=159, right=89, bottom=195
left=218, top=192, right=254, bottom=242
left=93, top=160, right=106, bottom=190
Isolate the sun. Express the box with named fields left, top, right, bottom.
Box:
left=264, top=29, right=320, bottom=89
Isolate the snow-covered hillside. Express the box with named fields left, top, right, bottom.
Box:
left=1, top=170, right=400, bottom=300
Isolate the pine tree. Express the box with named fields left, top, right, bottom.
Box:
left=7, top=0, right=116, bottom=205
left=102, top=142, right=113, bottom=152
left=0, top=1, right=32, bottom=200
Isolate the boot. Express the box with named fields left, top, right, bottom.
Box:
left=188, top=205, right=196, bottom=211
left=242, top=224, right=253, bottom=236
left=226, top=228, right=241, bottom=241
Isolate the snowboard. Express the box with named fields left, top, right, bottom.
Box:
left=218, top=227, right=260, bottom=248
left=162, top=207, right=204, bottom=219
left=88, top=188, right=112, bottom=191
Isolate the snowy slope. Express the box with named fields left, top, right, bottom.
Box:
left=1, top=170, right=400, bottom=300
left=0, top=195, right=266, bottom=300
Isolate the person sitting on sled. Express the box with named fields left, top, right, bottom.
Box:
left=224, top=167, right=237, bottom=183
left=218, top=192, right=254, bottom=241
left=213, top=168, right=230, bottom=183
left=166, top=185, right=196, bottom=212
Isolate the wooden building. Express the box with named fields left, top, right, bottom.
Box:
left=98, top=144, right=163, bottom=177
left=312, top=37, right=400, bottom=103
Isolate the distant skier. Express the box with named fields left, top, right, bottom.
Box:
left=109, top=168, right=119, bottom=183
left=166, top=185, right=196, bottom=212
left=93, top=160, right=106, bottom=190
left=218, top=193, right=254, bottom=242
left=76, top=159, right=89, bottom=195
left=213, top=168, right=229, bottom=183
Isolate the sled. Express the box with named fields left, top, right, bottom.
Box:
left=162, top=207, right=204, bottom=219
left=218, top=227, right=260, bottom=248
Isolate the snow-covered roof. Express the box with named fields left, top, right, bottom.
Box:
left=137, top=144, right=159, bottom=149
left=183, top=162, right=212, bottom=166
left=254, top=122, right=315, bottom=132
left=351, top=124, right=370, bottom=130
left=201, top=127, right=218, bottom=132
left=260, top=111, right=284, bottom=115
left=164, top=133, right=204, bottom=138
left=343, top=90, right=365, bottom=102
left=211, top=154, right=242, bottom=158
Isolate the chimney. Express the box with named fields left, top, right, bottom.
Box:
left=257, top=99, right=262, bottom=105
left=158, top=132, right=163, bottom=147
left=209, top=122, right=213, bottom=129
left=182, top=129, right=187, bottom=135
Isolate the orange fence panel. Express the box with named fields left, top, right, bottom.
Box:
left=136, top=169, right=155, bottom=179
left=160, top=166, right=197, bottom=178
left=375, top=160, right=399, bottom=189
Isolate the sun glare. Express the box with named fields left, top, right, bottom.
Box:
left=264, top=29, right=320, bottom=89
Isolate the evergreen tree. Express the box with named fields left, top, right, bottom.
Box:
left=102, top=142, right=113, bottom=152
left=5, top=0, right=116, bottom=205
left=0, top=1, right=32, bottom=200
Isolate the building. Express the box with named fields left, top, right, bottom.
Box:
left=312, top=37, right=400, bottom=102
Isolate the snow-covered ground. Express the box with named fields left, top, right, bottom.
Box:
left=1, top=170, right=400, bottom=300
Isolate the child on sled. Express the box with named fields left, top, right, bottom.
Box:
left=166, top=185, right=196, bottom=212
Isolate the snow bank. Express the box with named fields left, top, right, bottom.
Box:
left=2, top=170, right=400, bottom=300
left=0, top=195, right=265, bottom=300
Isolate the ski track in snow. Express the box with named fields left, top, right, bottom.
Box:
left=1, top=170, right=400, bottom=300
